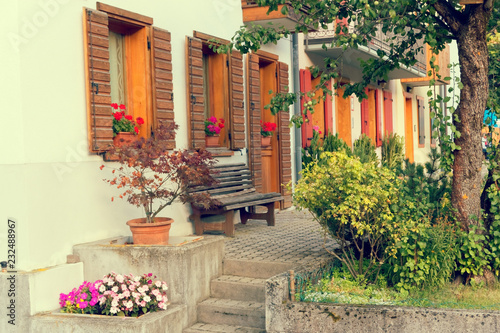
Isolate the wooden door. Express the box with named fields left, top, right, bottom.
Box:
left=336, top=84, right=351, bottom=146
left=405, top=97, right=414, bottom=163
left=367, top=89, right=377, bottom=145
left=259, top=60, right=280, bottom=199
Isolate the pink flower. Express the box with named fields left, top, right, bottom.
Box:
left=208, top=116, right=217, bottom=123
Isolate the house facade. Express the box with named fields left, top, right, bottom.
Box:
left=0, top=0, right=456, bottom=326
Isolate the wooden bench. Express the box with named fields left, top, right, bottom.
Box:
left=189, top=163, right=284, bottom=236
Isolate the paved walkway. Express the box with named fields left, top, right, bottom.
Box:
left=224, top=208, right=337, bottom=267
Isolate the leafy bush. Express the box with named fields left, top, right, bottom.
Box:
left=294, top=151, right=398, bottom=282
left=302, top=131, right=350, bottom=167
left=352, top=134, right=378, bottom=164
left=381, top=133, right=404, bottom=171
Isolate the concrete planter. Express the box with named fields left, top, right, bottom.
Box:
left=266, top=272, right=500, bottom=332
left=31, top=305, right=186, bottom=333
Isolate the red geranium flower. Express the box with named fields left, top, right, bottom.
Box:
left=134, top=126, right=139, bottom=134
left=136, top=117, right=145, bottom=125
left=119, top=104, right=126, bottom=110
left=111, top=103, right=118, bottom=109
left=125, top=115, right=133, bottom=121
left=113, top=112, right=123, bottom=121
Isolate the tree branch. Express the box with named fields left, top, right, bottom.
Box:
left=433, top=0, right=463, bottom=35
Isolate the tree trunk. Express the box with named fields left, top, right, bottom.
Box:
left=452, top=6, right=490, bottom=231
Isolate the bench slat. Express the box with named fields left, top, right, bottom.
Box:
left=216, top=191, right=282, bottom=206
left=224, top=196, right=284, bottom=211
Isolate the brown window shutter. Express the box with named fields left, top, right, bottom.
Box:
left=83, top=8, right=112, bottom=153
left=247, top=54, right=263, bottom=193
left=229, top=51, right=245, bottom=150
left=278, top=61, right=292, bottom=209
left=152, top=27, right=175, bottom=149
left=186, top=36, right=205, bottom=149
left=417, top=97, right=425, bottom=147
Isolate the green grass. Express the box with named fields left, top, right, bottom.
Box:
left=299, top=274, right=500, bottom=311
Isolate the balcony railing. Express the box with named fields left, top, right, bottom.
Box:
left=305, top=23, right=428, bottom=79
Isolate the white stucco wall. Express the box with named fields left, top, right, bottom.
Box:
left=0, top=0, right=293, bottom=272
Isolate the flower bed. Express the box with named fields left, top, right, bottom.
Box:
left=60, top=272, right=168, bottom=317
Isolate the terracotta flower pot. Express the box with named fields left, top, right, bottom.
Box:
left=113, top=132, right=137, bottom=147
left=261, top=136, right=271, bottom=147
left=205, top=135, right=220, bottom=148
left=126, top=217, right=174, bottom=245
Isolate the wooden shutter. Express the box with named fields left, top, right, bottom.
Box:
left=83, top=8, right=112, bottom=153
left=247, top=54, right=263, bottom=192
left=152, top=27, right=175, bottom=149
left=186, top=36, right=205, bottom=149
left=375, top=89, right=382, bottom=147
left=417, top=96, right=425, bottom=147
left=383, top=91, right=393, bottom=136
left=300, top=69, right=313, bottom=148
left=324, top=79, right=333, bottom=135
left=230, top=51, right=245, bottom=149
left=278, top=62, right=292, bottom=209
left=361, top=88, right=369, bottom=137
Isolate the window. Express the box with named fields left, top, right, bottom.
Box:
left=417, top=96, right=425, bottom=147
left=186, top=32, right=245, bottom=150
left=83, top=3, right=174, bottom=153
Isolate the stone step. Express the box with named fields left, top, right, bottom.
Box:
left=211, top=275, right=266, bottom=303
left=184, top=323, right=265, bottom=333
left=223, top=259, right=294, bottom=279
left=197, top=298, right=265, bottom=329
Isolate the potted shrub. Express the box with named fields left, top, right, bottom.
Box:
left=101, top=122, right=216, bottom=245
left=260, top=121, right=277, bottom=147
left=204, top=116, right=225, bottom=147
left=111, top=103, right=144, bottom=147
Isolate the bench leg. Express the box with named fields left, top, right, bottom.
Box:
left=240, top=208, right=250, bottom=225
left=264, top=202, right=275, bottom=226
left=190, top=207, right=204, bottom=236
left=224, top=210, right=235, bottom=237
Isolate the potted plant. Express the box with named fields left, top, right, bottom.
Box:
left=204, top=116, right=225, bottom=147
left=260, top=121, right=277, bottom=147
left=111, top=103, right=144, bottom=147
left=101, top=122, right=217, bottom=245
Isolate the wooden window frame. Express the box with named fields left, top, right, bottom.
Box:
left=84, top=3, right=175, bottom=154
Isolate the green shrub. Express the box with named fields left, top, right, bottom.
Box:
left=352, top=134, right=378, bottom=164
left=381, top=133, right=404, bottom=171
left=294, top=151, right=398, bottom=282
left=302, top=131, right=350, bottom=167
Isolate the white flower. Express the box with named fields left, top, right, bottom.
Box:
left=116, top=275, right=124, bottom=283
left=134, top=276, right=140, bottom=282
left=99, top=285, right=106, bottom=293
left=156, top=294, right=163, bottom=302
left=118, top=293, right=125, bottom=299
left=111, top=299, right=119, bottom=307
left=126, top=300, right=133, bottom=308
left=155, top=281, right=162, bottom=288
left=107, top=280, right=114, bottom=286
left=112, top=286, right=119, bottom=293
left=143, top=295, right=151, bottom=302
left=162, top=283, right=168, bottom=291
left=110, top=306, right=118, bottom=314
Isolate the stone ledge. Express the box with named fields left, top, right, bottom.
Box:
left=30, top=304, right=186, bottom=333
left=266, top=273, right=500, bottom=332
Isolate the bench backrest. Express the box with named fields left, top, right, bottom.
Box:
left=189, top=163, right=256, bottom=198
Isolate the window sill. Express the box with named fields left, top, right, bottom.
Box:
left=418, top=144, right=425, bottom=149
left=205, top=148, right=235, bottom=157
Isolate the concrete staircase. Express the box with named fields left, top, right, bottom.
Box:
left=184, top=258, right=294, bottom=333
